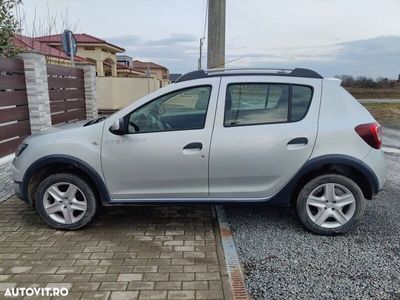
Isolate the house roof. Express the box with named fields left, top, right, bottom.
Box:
left=34, top=33, right=125, bottom=52
left=102, top=60, right=146, bottom=75
left=116, top=63, right=146, bottom=75
left=11, top=34, right=88, bottom=63
left=132, top=60, right=168, bottom=71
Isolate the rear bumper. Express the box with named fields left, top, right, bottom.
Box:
left=363, top=149, right=387, bottom=192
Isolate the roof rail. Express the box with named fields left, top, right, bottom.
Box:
left=175, top=67, right=323, bottom=83
left=206, top=67, right=293, bottom=73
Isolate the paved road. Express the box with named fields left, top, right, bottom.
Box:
left=226, top=152, right=400, bottom=299
left=0, top=202, right=228, bottom=300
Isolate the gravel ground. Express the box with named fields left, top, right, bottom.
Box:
left=225, top=153, right=400, bottom=299
left=383, top=127, right=400, bottom=149
left=359, top=99, right=400, bottom=104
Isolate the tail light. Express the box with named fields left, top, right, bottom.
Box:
left=355, top=122, right=382, bottom=149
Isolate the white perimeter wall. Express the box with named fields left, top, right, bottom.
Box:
left=97, top=77, right=161, bottom=110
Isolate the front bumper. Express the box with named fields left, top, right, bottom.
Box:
left=13, top=180, right=30, bottom=205
left=12, top=158, right=29, bottom=205
left=12, top=181, right=25, bottom=201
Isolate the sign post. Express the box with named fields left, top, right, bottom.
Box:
left=61, top=30, right=77, bottom=67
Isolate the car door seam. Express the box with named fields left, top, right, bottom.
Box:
left=207, top=77, right=223, bottom=198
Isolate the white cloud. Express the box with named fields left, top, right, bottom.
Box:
left=22, top=0, right=400, bottom=77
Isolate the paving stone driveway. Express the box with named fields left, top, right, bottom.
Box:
left=0, top=197, right=228, bottom=300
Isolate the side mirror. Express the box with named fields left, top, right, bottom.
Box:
left=109, top=118, right=127, bottom=135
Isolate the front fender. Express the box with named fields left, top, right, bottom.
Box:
left=21, top=155, right=112, bottom=205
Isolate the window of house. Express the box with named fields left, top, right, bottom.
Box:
left=128, top=86, right=211, bottom=134
left=224, top=83, right=312, bottom=127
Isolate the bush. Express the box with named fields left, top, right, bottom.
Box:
left=0, top=0, right=22, bottom=57
left=335, top=74, right=398, bottom=88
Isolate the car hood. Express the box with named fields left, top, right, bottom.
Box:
left=32, top=120, right=88, bottom=135
left=23, top=119, right=102, bottom=144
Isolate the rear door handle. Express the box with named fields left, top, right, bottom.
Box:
left=183, top=142, right=203, bottom=150
left=287, top=137, right=308, bottom=145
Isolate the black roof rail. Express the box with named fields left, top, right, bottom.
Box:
left=174, top=68, right=323, bottom=83
left=175, top=70, right=207, bottom=82
left=290, top=68, right=323, bottom=78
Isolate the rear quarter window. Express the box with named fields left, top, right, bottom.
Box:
left=291, top=85, right=313, bottom=121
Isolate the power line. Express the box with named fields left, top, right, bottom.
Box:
left=212, top=56, right=245, bottom=69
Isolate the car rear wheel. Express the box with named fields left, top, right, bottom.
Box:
left=35, top=173, right=97, bottom=230
left=296, top=174, right=366, bottom=235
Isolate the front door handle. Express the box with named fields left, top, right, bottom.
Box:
left=183, top=142, right=203, bottom=150
left=287, top=137, right=308, bottom=145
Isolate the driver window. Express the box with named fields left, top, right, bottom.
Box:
left=128, top=86, right=211, bottom=133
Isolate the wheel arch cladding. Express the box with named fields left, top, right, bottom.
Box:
left=22, top=155, right=111, bottom=206
left=271, top=154, right=379, bottom=207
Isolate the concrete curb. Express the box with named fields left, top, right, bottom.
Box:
left=215, top=206, right=249, bottom=300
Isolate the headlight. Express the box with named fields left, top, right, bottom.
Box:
left=15, top=143, right=28, bottom=157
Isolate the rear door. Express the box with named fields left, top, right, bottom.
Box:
left=209, top=76, right=322, bottom=199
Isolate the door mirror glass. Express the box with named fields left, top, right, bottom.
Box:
left=109, top=118, right=127, bottom=135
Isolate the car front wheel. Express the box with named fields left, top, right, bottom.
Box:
left=35, top=173, right=98, bottom=230
left=296, top=174, right=366, bottom=235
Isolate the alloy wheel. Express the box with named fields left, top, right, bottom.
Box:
left=305, top=183, right=356, bottom=228
left=43, top=182, right=88, bottom=224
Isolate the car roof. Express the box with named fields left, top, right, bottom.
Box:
left=175, top=68, right=323, bottom=83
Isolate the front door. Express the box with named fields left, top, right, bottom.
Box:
left=209, top=76, right=321, bottom=199
left=101, top=79, right=220, bottom=200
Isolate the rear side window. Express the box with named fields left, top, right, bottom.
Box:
left=224, top=83, right=312, bottom=127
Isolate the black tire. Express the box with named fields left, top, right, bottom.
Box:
left=35, top=173, right=97, bottom=230
left=296, top=174, right=366, bottom=235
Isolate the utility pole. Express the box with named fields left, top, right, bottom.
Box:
left=198, top=38, right=204, bottom=70
left=147, top=63, right=150, bottom=93
left=207, top=0, right=225, bottom=69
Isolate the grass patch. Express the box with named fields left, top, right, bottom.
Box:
left=346, top=87, right=400, bottom=99
left=363, top=103, right=400, bottom=129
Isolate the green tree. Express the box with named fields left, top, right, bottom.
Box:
left=0, top=0, right=22, bottom=56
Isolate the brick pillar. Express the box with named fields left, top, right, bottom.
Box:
left=18, top=52, right=52, bottom=133
left=81, top=64, right=98, bottom=119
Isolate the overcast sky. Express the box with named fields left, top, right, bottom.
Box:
left=21, top=0, right=400, bottom=78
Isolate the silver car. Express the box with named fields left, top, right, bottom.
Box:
left=12, top=68, right=386, bottom=235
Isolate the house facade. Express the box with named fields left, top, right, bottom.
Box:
left=33, top=34, right=133, bottom=77
left=132, top=60, right=171, bottom=87
left=12, top=33, right=166, bottom=79
left=12, top=33, right=172, bottom=110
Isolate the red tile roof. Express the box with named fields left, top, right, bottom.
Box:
left=11, top=34, right=88, bottom=62
left=100, top=59, right=146, bottom=75
left=116, top=63, right=146, bottom=74
left=33, top=33, right=125, bottom=52
left=132, top=60, right=167, bottom=70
